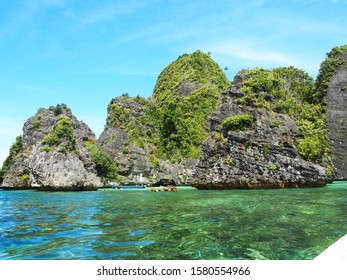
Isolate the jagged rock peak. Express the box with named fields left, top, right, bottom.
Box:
left=97, top=51, right=230, bottom=185
left=98, top=51, right=230, bottom=186
left=1, top=104, right=102, bottom=191
left=153, top=50, right=229, bottom=106
left=97, top=94, right=198, bottom=185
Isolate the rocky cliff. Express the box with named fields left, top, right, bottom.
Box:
left=191, top=67, right=334, bottom=189
left=97, top=50, right=229, bottom=185
left=1, top=47, right=343, bottom=190
left=1, top=104, right=103, bottom=191
left=317, top=45, right=347, bottom=179
left=97, top=93, right=201, bottom=185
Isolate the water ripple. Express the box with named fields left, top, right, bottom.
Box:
left=0, top=184, right=346, bottom=260
left=128, top=229, right=151, bottom=237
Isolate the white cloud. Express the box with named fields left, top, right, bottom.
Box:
left=209, top=41, right=296, bottom=65
left=200, top=40, right=324, bottom=78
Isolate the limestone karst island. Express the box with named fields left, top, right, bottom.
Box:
left=1, top=45, right=346, bottom=191
left=0, top=45, right=347, bottom=261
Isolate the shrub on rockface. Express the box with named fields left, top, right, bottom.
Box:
left=152, top=50, right=229, bottom=160
left=0, top=135, right=24, bottom=183
left=297, top=136, right=327, bottom=162
left=107, top=51, right=230, bottom=163
left=42, top=115, right=77, bottom=153
left=221, top=114, right=254, bottom=132
left=314, top=45, right=347, bottom=104
left=234, top=66, right=329, bottom=163
left=84, top=140, right=118, bottom=183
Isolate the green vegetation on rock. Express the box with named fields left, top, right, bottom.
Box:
left=153, top=51, right=229, bottom=106
left=108, top=94, right=158, bottom=149
left=33, top=121, right=40, bottom=129
left=221, top=114, right=254, bottom=132
left=21, top=173, right=30, bottom=184
left=84, top=138, right=119, bottom=183
left=42, top=115, right=77, bottom=153
left=234, top=66, right=329, bottom=163
left=152, top=50, right=229, bottom=160
left=0, top=136, right=24, bottom=182
left=314, top=45, right=347, bottom=104
left=110, top=102, right=133, bottom=129
left=266, top=162, right=277, bottom=171
left=50, top=103, right=72, bottom=116
left=40, top=146, right=52, bottom=153
left=108, top=51, right=229, bottom=163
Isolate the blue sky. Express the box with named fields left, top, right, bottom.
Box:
left=1, top=0, right=347, bottom=165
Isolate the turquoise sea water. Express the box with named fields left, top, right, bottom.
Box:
left=0, top=182, right=346, bottom=260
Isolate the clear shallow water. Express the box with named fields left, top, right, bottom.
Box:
left=0, top=182, right=346, bottom=260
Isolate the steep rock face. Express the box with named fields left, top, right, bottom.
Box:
left=152, top=50, right=230, bottom=159
left=98, top=51, right=229, bottom=185
left=97, top=95, right=197, bottom=185
left=191, top=69, right=334, bottom=189
left=1, top=105, right=101, bottom=191
left=98, top=96, right=151, bottom=178
left=319, top=45, right=347, bottom=179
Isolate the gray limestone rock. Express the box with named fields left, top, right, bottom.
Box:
left=191, top=85, right=332, bottom=189
left=327, top=66, right=347, bottom=179
left=1, top=105, right=101, bottom=191
left=97, top=96, right=198, bottom=185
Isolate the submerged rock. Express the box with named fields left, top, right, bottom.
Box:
left=1, top=105, right=101, bottom=191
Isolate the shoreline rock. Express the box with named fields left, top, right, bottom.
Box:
left=1, top=105, right=102, bottom=191
left=97, top=95, right=199, bottom=186
left=3, top=47, right=346, bottom=190
left=191, top=77, right=334, bottom=190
